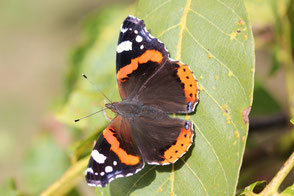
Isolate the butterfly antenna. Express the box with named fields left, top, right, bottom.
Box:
left=82, top=74, right=112, bottom=103
left=74, top=108, right=107, bottom=122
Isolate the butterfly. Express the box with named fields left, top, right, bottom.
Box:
left=85, top=15, right=199, bottom=187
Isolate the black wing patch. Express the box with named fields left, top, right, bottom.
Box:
left=116, top=15, right=168, bottom=72
left=85, top=115, right=144, bottom=187
left=116, top=15, right=168, bottom=100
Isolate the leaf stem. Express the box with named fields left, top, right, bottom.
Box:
left=259, top=152, right=294, bottom=195
left=40, top=156, right=89, bottom=196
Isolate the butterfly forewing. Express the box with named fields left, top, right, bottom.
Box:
left=116, top=16, right=168, bottom=100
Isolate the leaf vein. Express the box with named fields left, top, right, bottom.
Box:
left=189, top=8, right=244, bottom=45
left=143, top=0, right=171, bottom=19
left=126, top=166, right=157, bottom=195
left=215, top=0, right=244, bottom=21
left=157, top=23, right=180, bottom=38
left=176, top=0, right=192, bottom=60
left=199, top=82, right=241, bottom=159
left=170, top=164, right=175, bottom=196
left=153, top=178, right=170, bottom=196
left=193, top=122, right=229, bottom=194
left=180, top=158, right=209, bottom=196
left=185, top=27, right=247, bottom=100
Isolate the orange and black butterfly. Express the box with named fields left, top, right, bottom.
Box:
left=85, top=15, right=199, bottom=187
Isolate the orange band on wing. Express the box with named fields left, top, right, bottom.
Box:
left=117, top=50, right=163, bottom=82
left=103, top=127, right=140, bottom=165
left=176, top=62, right=199, bottom=103
left=161, top=126, right=194, bottom=165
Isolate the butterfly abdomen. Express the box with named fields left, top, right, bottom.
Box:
left=106, top=100, right=169, bottom=120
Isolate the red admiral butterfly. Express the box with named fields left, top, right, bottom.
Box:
left=85, top=15, right=199, bottom=187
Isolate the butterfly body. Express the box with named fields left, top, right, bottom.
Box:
left=105, top=101, right=170, bottom=120
left=85, top=15, right=199, bottom=187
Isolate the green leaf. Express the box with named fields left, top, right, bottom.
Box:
left=290, top=118, right=294, bottom=125
left=281, top=184, right=294, bottom=196
left=102, top=0, right=254, bottom=195
left=61, top=0, right=254, bottom=195
left=238, top=181, right=267, bottom=196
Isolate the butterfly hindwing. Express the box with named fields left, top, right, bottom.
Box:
left=130, top=112, right=195, bottom=165
left=137, top=60, right=199, bottom=113
left=85, top=115, right=144, bottom=187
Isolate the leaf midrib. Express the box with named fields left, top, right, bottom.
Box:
left=127, top=0, right=252, bottom=195
left=176, top=0, right=192, bottom=60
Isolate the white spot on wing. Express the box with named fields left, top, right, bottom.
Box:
left=121, top=28, right=128, bottom=33
left=113, top=161, right=117, bottom=166
left=148, top=161, right=161, bottom=165
left=88, top=164, right=146, bottom=187
left=105, top=166, right=113, bottom=173
left=185, top=121, right=190, bottom=130
left=134, top=30, right=138, bottom=34
left=135, top=166, right=144, bottom=173
left=117, top=41, right=132, bottom=53
left=85, top=167, right=94, bottom=175
left=88, top=183, right=101, bottom=187
left=164, top=45, right=168, bottom=53
left=140, top=45, right=144, bottom=50
left=91, top=150, right=107, bottom=164
left=128, top=15, right=140, bottom=20
left=136, top=35, right=143, bottom=43
left=149, top=33, right=155, bottom=39
left=108, top=177, right=115, bottom=184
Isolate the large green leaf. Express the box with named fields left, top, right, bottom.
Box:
left=60, top=0, right=254, bottom=195
left=103, top=0, right=254, bottom=195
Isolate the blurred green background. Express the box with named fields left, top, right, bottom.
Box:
left=0, top=0, right=293, bottom=195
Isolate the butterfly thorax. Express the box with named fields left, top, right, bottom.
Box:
left=105, top=100, right=168, bottom=120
